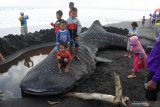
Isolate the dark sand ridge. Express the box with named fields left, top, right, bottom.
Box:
left=0, top=26, right=126, bottom=66
left=0, top=21, right=158, bottom=107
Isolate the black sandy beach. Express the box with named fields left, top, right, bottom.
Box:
left=0, top=21, right=159, bottom=107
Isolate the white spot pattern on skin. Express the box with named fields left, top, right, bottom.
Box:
left=20, top=21, right=127, bottom=95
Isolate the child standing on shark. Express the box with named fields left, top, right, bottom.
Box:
left=56, top=20, right=71, bottom=51
left=69, top=2, right=77, bottom=17
left=67, top=7, right=81, bottom=61
left=51, top=10, right=63, bottom=34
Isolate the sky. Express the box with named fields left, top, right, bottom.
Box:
left=0, top=0, right=159, bottom=11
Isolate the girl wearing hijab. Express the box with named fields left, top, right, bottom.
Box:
left=127, top=36, right=147, bottom=78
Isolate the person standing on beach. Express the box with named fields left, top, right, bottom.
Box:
left=149, top=14, right=153, bottom=27
left=67, top=7, right=81, bottom=61
left=0, top=52, right=5, bottom=62
left=124, top=22, right=139, bottom=58
left=127, top=36, right=147, bottom=78
left=69, top=2, right=77, bottom=17
left=145, top=36, right=160, bottom=101
left=152, top=12, right=157, bottom=25
left=18, top=12, right=29, bottom=35
left=142, top=16, right=145, bottom=26
left=157, top=12, right=160, bottom=19
left=51, top=10, right=63, bottom=34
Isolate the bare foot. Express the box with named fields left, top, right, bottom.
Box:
left=127, top=74, right=136, bottom=79
left=75, top=56, right=81, bottom=61
left=123, top=54, right=128, bottom=57
left=128, top=55, right=131, bottom=58
left=64, top=66, right=69, bottom=72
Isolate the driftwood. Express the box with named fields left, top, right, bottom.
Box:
left=48, top=101, right=59, bottom=105
left=66, top=71, right=130, bottom=106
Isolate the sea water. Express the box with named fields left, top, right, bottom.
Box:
left=0, top=7, right=152, bottom=37
left=0, top=47, right=53, bottom=98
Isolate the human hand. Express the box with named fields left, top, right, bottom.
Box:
left=147, top=80, right=156, bottom=91
left=50, top=22, right=53, bottom=25
left=125, top=38, right=128, bottom=41
left=138, top=60, right=141, bottom=64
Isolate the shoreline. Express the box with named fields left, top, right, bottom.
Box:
left=0, top=20, right=141, bottom=37
left=0, top=20, right=152, bottom=37
left=0, top=25, right=52, bottom=37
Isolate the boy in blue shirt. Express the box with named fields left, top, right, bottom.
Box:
left=56, top=20, right=71, bottom=51
left=18, top=12, right=29, bottom=35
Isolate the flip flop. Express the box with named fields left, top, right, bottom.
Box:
left=127, top=75, right=136, bottom=79
left=48, top=101, right=59, bottom=105
left=128, top=55, right=131, bottom=58
left=123, top=54, right=128, bottom=57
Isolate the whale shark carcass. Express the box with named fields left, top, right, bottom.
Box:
left=20, top=20, right=127, bottom=95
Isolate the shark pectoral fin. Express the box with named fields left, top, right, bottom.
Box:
left=94, top=56, right=112, bottom=63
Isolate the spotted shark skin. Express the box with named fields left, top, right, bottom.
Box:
left=20, top=20, right=127, bottom=95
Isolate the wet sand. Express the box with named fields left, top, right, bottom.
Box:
left=0, top=48, right=154, bottom=107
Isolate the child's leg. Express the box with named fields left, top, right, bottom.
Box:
left=21, top=26, right=25, bottom=35
left=64, top=58, right=70, bottom=72
left=75, top=40, right=80, bottom=61
left=70, top=40, right=74, bottom=55
left=127, top=71, right=136, bottom=78
left=127, top=53, right=139, bottom=78
left=132, top=53, right=140, bottom=72
left=57, top=56, right=62, bottom=67
left=138, top=58, right=147, bottom=70
left=24, top=26, right=28, bottom=34
left=75, top=47, right=80, bottom=61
